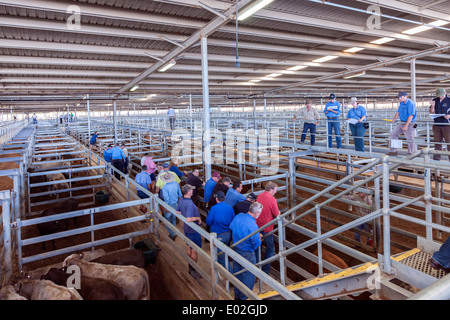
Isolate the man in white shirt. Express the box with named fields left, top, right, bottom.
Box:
left=167, top=106, right=176, bottom=130
left=293, top=99, right=320, bottom=145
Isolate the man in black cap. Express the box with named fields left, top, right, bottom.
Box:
left=429, top=88, right=450, bottom=161
left=205, top=191, right=235, bottom=270
left=233, top=192, right=257, bottom=215
left=323, top=93, right=342, bottom=149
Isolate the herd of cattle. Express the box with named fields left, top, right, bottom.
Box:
left=0, top=248, right=151, bottom=300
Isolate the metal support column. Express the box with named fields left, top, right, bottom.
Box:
left=201, top=36, right=212, bottom=180
left=113, top=101, right=118, bottom=145
left=411, top=59, right=416, bottom=105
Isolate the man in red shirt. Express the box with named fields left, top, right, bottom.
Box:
left=256, top=182, right=280, bottom=274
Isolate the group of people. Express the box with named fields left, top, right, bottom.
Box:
left=293, top=93, right=368, bottom=151
left=102, top=142, right=129, bottom=179
left=293, top=88, right=450, bottom=158
left=130, top=155, right=283, bottom=300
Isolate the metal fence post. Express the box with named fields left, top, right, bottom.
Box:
left=1, top=190, right=12, bottom=285
left=277, top=215, right=286, bottom=285
left=210, top=232, right=219, bottom=300
left=382, top=155, right=391, bottom=274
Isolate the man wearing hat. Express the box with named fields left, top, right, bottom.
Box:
left=208, top=176, right=232, bottom=210
left=161, top=171, right=182, bottom=240
left=429, top=88, right=450, bottom=161
left=346, top=97, right=367, bottom=152
left=155, top=162, right=180, bottom=195
left=233, top=192, right=257, bottom=215
left=205, top=190, right=235, bottom=270
left=293, top=99, right=320, bottom=145
left=135, top=165, right=152, bottom=213
left=177, top=184, right=202, bottom=279
left=323, top=93, right=342, bottom=149
left=103, top=144, right=113, bottom=164
left=204, top=172, right=222, bottom=211
left=388, top=91, right=417, bottom=156
left=186, top=168, right=205, bottom=208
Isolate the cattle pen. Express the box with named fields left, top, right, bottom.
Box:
left=0, top=113, right=449, bottom=301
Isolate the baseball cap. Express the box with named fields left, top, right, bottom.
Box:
left=182, top=184, right=195, bottom=195
left=163, top=162, right=170, bottom=169
left=350, top=97, right=358, bottom=103
left=436, top=88, right=446, bottom=97
left=398, top=91, right=408, bottom=97
left=247, top=192, right=257, bottom=201
left=211, top=172, right=222, bottom=179
left=329, top=93, right=336, bottom=99
left=214, top=191, right=226, bottom=200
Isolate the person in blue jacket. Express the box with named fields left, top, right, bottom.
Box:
left=206, top=191, right=235, bottom=270
left=111, top=143, right=126, bottom=179
left=229, top=202, right=263, bottom=300
left=324, top=93, right=342, bottom=149
left=346, top=97, right=367, bottom=152
left=89, top=132, right=98, bottom=151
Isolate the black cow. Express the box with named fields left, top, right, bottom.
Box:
left=36, top=198, right=79, bottom=250
left=41, top=267, right=124, bottom=300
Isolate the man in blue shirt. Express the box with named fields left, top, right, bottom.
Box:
left=429, top=88, right=450, bottom=161
left=204, top=172, right=222, bottom=211
left=135, top=165, right=152, bottom=213
left=229, top=202, right=263, bottom=300
left=388, top=91, right=417, bottom=156
left=111, top=143, right=126, bottom=179
left=103, top=144, right=113, bottom=163
left=89, top=132, right=98, bottom=151
left=206, top=190, right=235, bottom=270
left=224, top=181, right=246, bottom=207
left=177, top=184, right=202, bottom=279
left=346, top=97, right=367, bottom=152
left=161, top=172, right=182, bottom=241
left=324, top=93, right=342, bottom=149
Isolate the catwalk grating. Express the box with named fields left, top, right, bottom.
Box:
left=399, top=250, right=446, bottom=280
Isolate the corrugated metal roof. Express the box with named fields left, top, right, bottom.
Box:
left=0, top=0, right=449, bottom=103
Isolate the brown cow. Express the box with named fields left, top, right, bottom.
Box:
left=89, top=249, right=146, bottom=268
left=22, top=249, right=106, bottom=280
left=63, top=254, right=150, bottom=300
left=41, top=267, right=124, bottom=300
left=309, top=248, right=349, bottom=276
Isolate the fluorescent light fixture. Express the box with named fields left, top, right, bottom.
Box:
left=305, top=62, right=320, bottom=66
left=403, top=20, right=449, bottom=35
left=440, top=78, right=450, bottom=83
left=287, top=65, right=307, bottom=71
left=344, top=47, right=364, bottom=53
left=343, top=71, right=366, bottom=79
left=250, top=79, right=261, bottom=83
left=370, top=37, right=394, bottom=45
left=238, top=0, right=274, bottom=21
left=158, top=59, right=176, bottom=72
left=267, top=73, right=282, bottom=77
left=130, top=85, right=139, bottom=92
left=312, top=55, right=338, bottom=63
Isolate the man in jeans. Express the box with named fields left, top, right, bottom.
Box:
left=388, top=91, right=417, bottom=156
left=162, top=172, right=182, bottom=241
left=205, top=191, right=235, bottom=271
left=293, top=99, right=320, bottom=145
left=256, top=182, right=280, bottom=275
left=429, top=88, right=450, bottom=161
left=323, top=93, right=342, bottom=149
left=229, top=202, right=263, bottom=300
